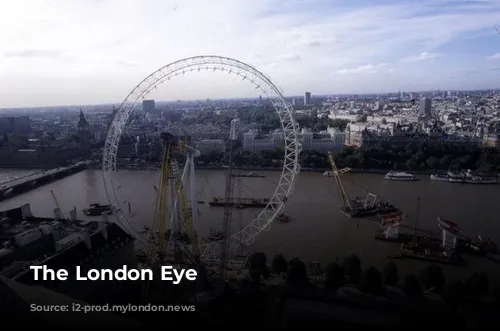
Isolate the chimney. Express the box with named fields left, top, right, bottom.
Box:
left=82, top=227, right=91, bottom=249
left=99, top=219, right=108, bottom=240
left=53, top=208, right=62, bottom=220
left=69, top=208, right=77, bottom=221
left=21, top=203, right=33, bottom=218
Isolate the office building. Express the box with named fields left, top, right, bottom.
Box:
left=304, top=92, right=311, bottom=105
left=419, top=98, right=432, bottom=117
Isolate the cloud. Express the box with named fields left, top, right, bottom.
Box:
left=336, top=63, right=392, bottom=75
left=1, top=0, right=500, bottom=107
left=400, top=52, right=442, bottom=62
left=282, top=54, right=302, bottom=62
left=3, top=49, right=63, bottom=58
left=486, top=53, right=500, bottom=60
left=105, top=60, right=139, bottom=67
left=306, top=41, right=322, bottom=47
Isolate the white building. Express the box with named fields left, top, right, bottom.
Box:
left=243, top=130, right=283, bottom=151
left=242, top=127, right=345, bottom=152
left=304, top=92, right=311, bottom=105
left=300, top=128, right=344, bottom=151
left=195, top=139, right=225, bottom=154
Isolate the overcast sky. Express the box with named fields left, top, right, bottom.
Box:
left=1, top=0, right=500, bottom=107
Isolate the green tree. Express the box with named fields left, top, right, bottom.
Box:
left=358, top=266, right=384, bottom=296
left=419, top=264, right=445, bottom=293
left=402, top=274, right=422, bottom=300
left=465, top=272, right=489, bottom=297
left=342, top=255, right=362, bottom=283
left=442, top=279, right=465, bottom=306
left=382, top=262, right=399, bottom=286
left=324, top=263, right=345, bottom=291
left=271, top=254, right=288, bottom=275
left=426, top=156, right=440, bottom=170
left=329, top=119, right=350, bottom=131
left=286, top=258, right=308, bottom=287
left=248, top=252, right=268, bottom=283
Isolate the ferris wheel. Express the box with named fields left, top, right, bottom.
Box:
left=102, top=55, right=301, bottom=260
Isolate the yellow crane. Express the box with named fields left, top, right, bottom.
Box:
left=146, top=133, right=199, bottom=263
left=176, top=139, right=200, bottom=262
left=327, top=152, right=379, bottom=217
left=142, top=134, right=200, bottom=301
left=327, top=151, right=352, bottom=212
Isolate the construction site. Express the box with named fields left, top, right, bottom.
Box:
left=136, top=120, right=280, bottom=303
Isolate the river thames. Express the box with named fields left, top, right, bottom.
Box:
left=1, top=169, right=500, bottom=285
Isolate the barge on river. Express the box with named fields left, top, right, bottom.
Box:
left=208, top=197, right=276, bottom=208
left=83, top=203, right=113, bottom=216
left=233, top=172, right=265, bottom=178
left=400, top=240, right=464, bottom=266
left=342, top=201, right=398, bottom=218
left=277, top=213, right=291, bottom=223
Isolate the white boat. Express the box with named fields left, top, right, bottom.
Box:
left=430, top=173, right=451, bottom=182
left=464, top=170, right=496, bottom=184
left=430, top=172, right=464, bottom=183
left=447, top=171, right=465, bottom=183
left=431, top=170, right=496, bottom=184
left=465, top=177, right=497, bottom=184
left=384, top=171, right=417, bottom=181
left=323, top=171, right=334, bottom=177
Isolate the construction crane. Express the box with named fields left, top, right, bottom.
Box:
left=327, top=152, right=353, bottom=212
left=220, top=118, right=240, bottom=279
left=142, top=133, right=202, bottom=301
left=327, top=152, right=379, bottom=216
left=50, top=190, right=65, bottom=220
left=146, top=133, right=200, bottom=265
left=175, top=138, right=201, bottom=263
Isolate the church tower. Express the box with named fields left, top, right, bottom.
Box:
left=77, top=109, right=92, bottom=156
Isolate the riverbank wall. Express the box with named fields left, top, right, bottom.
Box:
left=89, top=164, right=440, bottom=175
left=0, top=163, right=88, bottom=202
left=83, top=163, right=500, bottom=178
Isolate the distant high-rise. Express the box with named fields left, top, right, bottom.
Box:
left=142, top=99, right=156, bottom=113
left=304, top=92, right=311, bottom=105
left=419, top=98, right=432, bottom=117
left=0, top=116, right=31, bottom=135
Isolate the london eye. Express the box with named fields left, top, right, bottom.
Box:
left=102, top=55, right=301, bottom=264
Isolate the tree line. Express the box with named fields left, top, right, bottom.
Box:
left=237, top=252, right=499, bottom=326
left=194, top=142, right=500, bottom=173
left=335, top=141, right=500, bottom=173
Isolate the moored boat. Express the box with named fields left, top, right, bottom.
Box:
left=83, top=203, right=113, bottom=216
left=384, top=171, right=417, bottom=181
left=207, top=229, right=224, bottom=241
left=233, top=172, right=265, bottom=178
left=277, top=213, right=291, bottom=223
left=208, top=197, right=275, bottom=208
left=464, top=170, right=496, bottom=184
left=430, top=172, right=451, bottom=182
left=431, top=170, right=496, bottom=184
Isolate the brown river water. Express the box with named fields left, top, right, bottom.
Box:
left=1, top=169, right=500, bottom=285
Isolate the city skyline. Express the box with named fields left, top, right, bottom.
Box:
left=1, top=0, right=500, bottom=108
